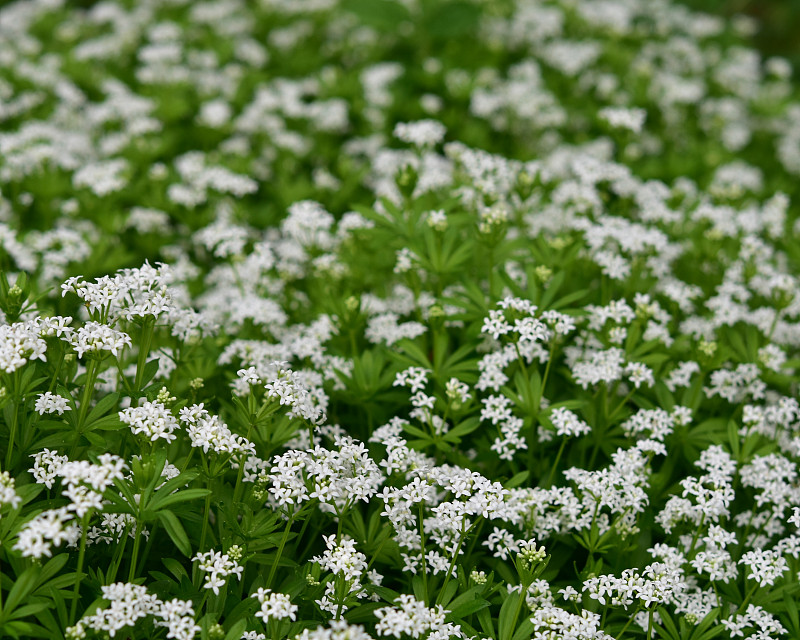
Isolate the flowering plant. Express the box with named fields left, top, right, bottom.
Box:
left=0, top=1, right=800, bottom=640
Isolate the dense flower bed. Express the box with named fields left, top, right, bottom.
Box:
left=0, top=0, right=800, bottom=639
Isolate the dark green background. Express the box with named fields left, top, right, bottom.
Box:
left=682, top=0, right=800, bottom=67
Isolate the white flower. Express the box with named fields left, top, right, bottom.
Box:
left=35, top=391, right=72, bottom=415
left=252, top=588, right=298, bottom=623
left=598, top=106, right=647, bottom=133
left=550, top=407, right=591, bottom=437
left=193, top=549, right=244, bottom=595
left=393, top=120, right=446, bottom=147
left=739, top=549, right=788, bottom=587
left=69, top=322, right=131, bottom=358
left=0, top=471, right=21, bottom=513
left=119, top=401, right=179, bottom=443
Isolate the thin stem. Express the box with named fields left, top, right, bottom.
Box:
left=686, top=513, right=706, bottom=559
left=546, top=437, right=569, bottom=487
left=136, top=521, right=159, bottom=578
left=615, top=604, right=642, bottom=640
left=738, top=581, right=760, bottom=614
left=5, top=369, right=21, bottom=470
left=435, top=520, right=473, bottom=606
left=647, top=608, right=654, bottom=640
left=267, top=514, right=294, bottom=589
left=76, top=359, right=99, bottom=430
left=199, top=491, right=212, bottom=553
left=418, top=502, right=429, bottom=605
left=128, top=521, right=143, bottom=582
left=106, top=525, right=131, bottom=584
left=606, top=387, right=636, bottom=423
left=69, top=513, right=90, bottom=625
left=134, top=317, right=155, bottom=394
left=47, top=342, right=64, bottom=392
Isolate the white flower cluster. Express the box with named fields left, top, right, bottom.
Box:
left=16, top=452, right=126, bottom=558
left=0, top=321, right=47, bottom=373
left=0, top=470, right=21, bottom=514
left=657, top=446, right=737, bottom=533
left=294, top=621, right=374, bottom=640
left=393, top=120, right=447, bottom=148
left=69, top=322, right=132, bottom=359
left=374, top=595, right=467, bottom=640
left=549, top=407, right=591, bottom=438
left=583, top=561, right=684, bottom=609
left=194, top=549, right=244, bottom=595
left=35, top=391, right=72, bottom=416
left=307, top=436, right=385, bottom=510
left=119, top=400, right=180, bottom=442
left=76, top=582, right=199, bottom=640
left=252, top=588, right=298, bottom=623
left=178, top=403, right=256, bottom=457
left=530, top=606, right=613, bottom=640
left=265, top=367, right=327, bottom=424
left=312, top=535, right=370, bottom=614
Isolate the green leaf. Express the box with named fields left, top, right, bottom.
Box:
left=141, top=358, right=160, bottom=388
left=84, top=392, right=120, bottom=427
left=163, top=557, right=190, bottom=581
left=689, top=608, right=721, bottom=640
left=224, top=620, right=248, bottom=640
left=504, top=471, right=529, bottom=488
left=343, top=0, right=410, bottom=31
left=498, top=591, right=521, bottom=640
left=511, top=618, right=535, bottom=640
left=539, top=271, right=566, bottom=309
left=149, top=488, right=210, bottom=513
left=446, top=596, right=489, bottom=620
left=85, top=414, right=123, bottom=431
left=158, top=510, right=192, bottom=557
left=396, top=339, right=432, bottom=368
left=6, top=602, right=52, bottom=620
left=3, top=565, right=40, bottom=619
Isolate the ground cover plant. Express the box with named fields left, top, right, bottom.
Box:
left=2, top=0, right=800, bottom=639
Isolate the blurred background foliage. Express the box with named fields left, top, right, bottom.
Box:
left=681, top=0, right=800, bottom=71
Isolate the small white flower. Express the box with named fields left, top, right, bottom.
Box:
left=35, top=392, right=72, bottom=416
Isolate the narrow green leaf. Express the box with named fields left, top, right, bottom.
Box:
left=84, top=392, right=120, bottom=427
left=4, top=565, right=40, bottom=618
left=158, top=510, right=191, bottom=557
left=149, top=488, right=210, bottom=513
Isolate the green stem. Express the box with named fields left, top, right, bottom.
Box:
left=686, top=513, right=706, bottom=559
left=647, top=608, right=654, bottom=640
left=47, top=342, right=64, bottom=392
left=606, top=387, right=636, bottom=424
left=615, top=604, right=642, bottom=640
left=128, top=520, right=143, bottom=582
left=199, top=491, right=212, bottom=553
left=546, top=437, right=569, bottom=487
left=267, top=515, right=294, bottom=589
left=4, top=399, right=18, bottom=471
left=134, top=317, right=155, bottom=395
left=106, top=525, right=131, bottom=584
left=5, top=369, right=21, bottom=470
left=738, top=581, right=760, bottom=613
left=76, top=359, right=99, bottom=430
left=418, top=502, right=429, bottom=605
left=435, top=520, right=473, bottom=606
left=69, top=513, right=90, bottom=625
left=136, top=521, right=159, bottom=578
